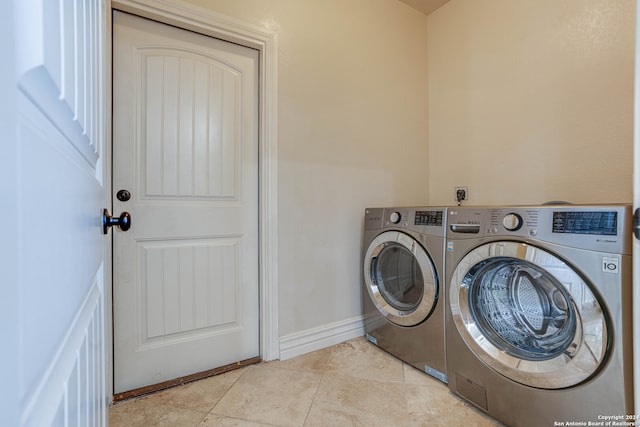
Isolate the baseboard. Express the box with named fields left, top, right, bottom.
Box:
left=278, top=315, right=365, bottom=361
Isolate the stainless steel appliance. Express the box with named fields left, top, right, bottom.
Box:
left=445, top=205, right=634, bottom=427
left=362, top=207, right=447, bottom=382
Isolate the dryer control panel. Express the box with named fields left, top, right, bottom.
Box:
left=364, top=207, right=447, bottom=237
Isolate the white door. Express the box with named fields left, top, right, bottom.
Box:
left=4, top=0, right=108, bottom=425
left=112, top=11, right=260, bottom=394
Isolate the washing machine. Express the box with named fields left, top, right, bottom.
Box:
left=362, top=206, right=447, bottom=382
left=445, top=205, right=634, bottom=427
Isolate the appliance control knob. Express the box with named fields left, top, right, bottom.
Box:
left=502, top=213, right=523, bottom=231
left=389, top=212, right=401, bottom=224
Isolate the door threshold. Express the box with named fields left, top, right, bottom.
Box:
left=113, top=356, right=262, bottom=403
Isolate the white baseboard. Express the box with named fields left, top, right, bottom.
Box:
left=278, top=315, right=365, bottom=361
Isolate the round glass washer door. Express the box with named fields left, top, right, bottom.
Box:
left=364, top=231, right=438, bottom=327
left=449, top=241, right=609, bottom=389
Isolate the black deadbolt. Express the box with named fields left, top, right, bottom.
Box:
left=116, top=189, right=131, bottom=202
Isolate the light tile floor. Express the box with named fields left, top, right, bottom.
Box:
left=109, top=337, right=504, bottom=427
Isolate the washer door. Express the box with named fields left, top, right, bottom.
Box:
left=364, top=231, right=438, bottom=327
left=450, top=241, right=608, bottom=389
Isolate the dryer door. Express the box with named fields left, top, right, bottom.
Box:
left=449, top=241, right=608, bottom=389
left=364, top=231, right=438, bottom=327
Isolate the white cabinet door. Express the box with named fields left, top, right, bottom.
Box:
left=112, top=11, right=260, bottom=393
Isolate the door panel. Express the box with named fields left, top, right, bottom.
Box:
left=141, top=50, right=240, bottom=199
left=139, top=238, right=240, bottom=341
left=112, top=11, right=259, bottom=393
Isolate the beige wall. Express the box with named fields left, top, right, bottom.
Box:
left=427, top=0, right=635, bottom=205
left=172, top=0, right=634, bottom=345
left=181, top=0, right=430, bottom=337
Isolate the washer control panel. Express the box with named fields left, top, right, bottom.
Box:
left=483, top=206, right=630, bottom=254
left=448, top=205, right=630, bottom=253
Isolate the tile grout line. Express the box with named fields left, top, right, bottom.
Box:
left=195, top=365, right=255, bottom=427
left=208, top=363, right=251, bottom=414
left=401, top=364, right=414, bottom=427
left=300, top=341, right=336, bottom=427
left=301, top=371, right=325, bottom=427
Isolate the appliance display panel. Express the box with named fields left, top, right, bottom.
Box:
left=552, top=211, right=617, bottom=236
left=415, top=210, right=443, bottom=226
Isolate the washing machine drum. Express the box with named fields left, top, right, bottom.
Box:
left=469, top=259, right=577, bottom=361
left=364, top=231, right=438, bottom=327
left=450, top=241, right=608, bottom=389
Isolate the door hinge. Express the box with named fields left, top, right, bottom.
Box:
left=634, top=208, right=640, bottom=240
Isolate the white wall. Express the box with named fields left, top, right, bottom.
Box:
left=181, top=0, right=430, bottom=337
left=427, top=0, right=635, bottom=205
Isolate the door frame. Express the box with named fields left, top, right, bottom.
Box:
left=634, top=0, right=640, bottom=413
left=105, top=0, right=279, bottom=400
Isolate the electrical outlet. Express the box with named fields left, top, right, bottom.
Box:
left=455, top=186, right=468, bottom=203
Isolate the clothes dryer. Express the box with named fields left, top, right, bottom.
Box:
left=445, top=205, right=634, bottom=427
left=362, top=207, right=447, bottom=382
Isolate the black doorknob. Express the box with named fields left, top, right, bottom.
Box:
left=103, top=209, right=131, bottom=234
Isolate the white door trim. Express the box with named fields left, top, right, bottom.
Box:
left=106, top=0, right=279, bottom=398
